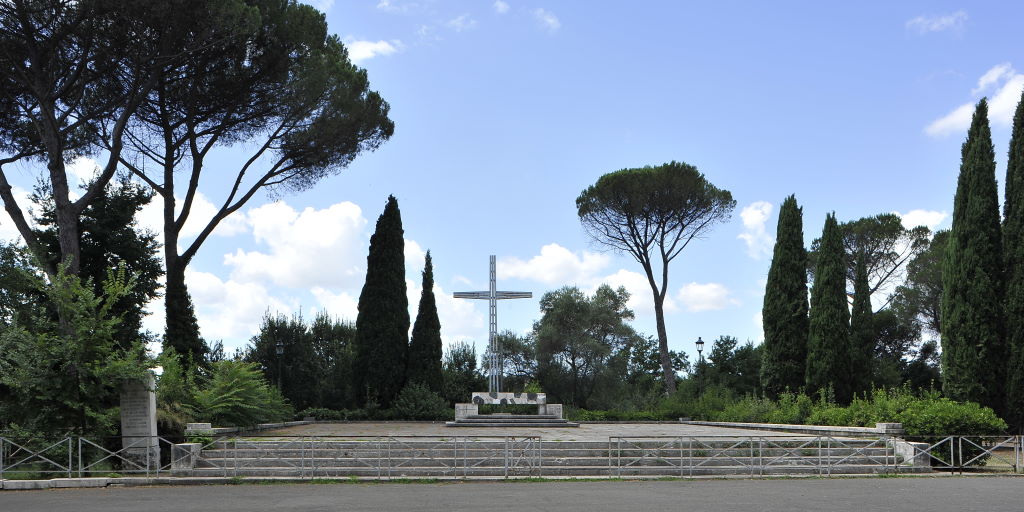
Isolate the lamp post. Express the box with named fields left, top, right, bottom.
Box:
left=695, top=336, right=704, bottom=397
left=275, top=339, right=284, bottom=392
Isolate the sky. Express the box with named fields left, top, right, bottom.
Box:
left=3, top=1, right=1024, bottom=364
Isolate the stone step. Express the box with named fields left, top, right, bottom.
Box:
left=199, top=447, right=894, bottom=459
left=464, top=414, right=561, bottom=419
left=189, top=464, right=928, bottom=478
left=195, top=454, right=903, bottom=469
left=212, top=439, right=881, bottom=449
left=446, top=422, right=579, bottom=428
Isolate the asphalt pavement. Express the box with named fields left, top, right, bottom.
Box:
left=2, top=476, right=1023, bottom=511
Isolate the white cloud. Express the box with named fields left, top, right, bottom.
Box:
left=186, top=269, right=294, bottom=345
left=311, top=287, right=359, bottom=321
left=499, top=243, right=610, bottom=285
left=307, top=0, right=335, bottom=12
left=346, top=39, right=403, bottom=63
left=678, top=282, right=738, bottom=312
left=896, top=209, right=948, bottom=231
left=926, top=63, right=1024, bottom=137
left=407, top=276, right=486, bottom=348
left=224, top=201, right=367, bottom=289
left=973, top=63, right=1013, bottom=95
left=376, top=0, right=416, bottom=13
left=532, top=8, right=560, bottom=32
left=493, top=0, right=509, bottom=14
left=906, top=10, right=967, bottom=35
left=66, top=157, right=99, bottom=187
left=737, top=201, right=774, bottom=259
left=602, top=268, right=678, bottom=315
left=926, top=103, right=976, bottom=137
left=446, top=14, right=477, bottom=32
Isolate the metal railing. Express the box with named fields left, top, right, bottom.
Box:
left=2, top=434, right=1022, bottom=480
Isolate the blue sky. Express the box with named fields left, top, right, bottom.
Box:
left=4, top=1, right=1024, bottom=363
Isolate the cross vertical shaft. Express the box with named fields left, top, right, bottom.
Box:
left=453, top=255, right=532, bottom=393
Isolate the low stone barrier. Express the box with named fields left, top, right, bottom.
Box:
left=683, top=420, right=905, bottom=437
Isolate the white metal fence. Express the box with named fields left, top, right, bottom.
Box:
left=1, top=434, right=1021, bottom=480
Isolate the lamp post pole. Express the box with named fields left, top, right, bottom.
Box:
left=695, top=337, right=704, bottom=397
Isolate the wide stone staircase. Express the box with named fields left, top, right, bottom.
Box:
left=185, top=437, right=930, bottom=478
left=446, top=413, right=579, bottom=428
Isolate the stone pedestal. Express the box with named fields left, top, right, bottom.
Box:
left=120, top=373, right=159, bottom=469
left=540, top=403, right=563, bottom=419
left=455, top=403, right=479, bottom=420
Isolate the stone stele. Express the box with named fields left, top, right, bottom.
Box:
left=120, top=372, right=160, bottom=469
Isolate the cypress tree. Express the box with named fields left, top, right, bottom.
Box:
left=1004, top=91, right=1024, bottom=430
left=806, top=213, right=851, bottom=403
left=942, top=99, right=1005, bottom=411
left=407, top=251, right=444, bottom=394
left=760, top=194, right=809, bottom=398
left=849, top=253, right=873, bottom=397
left=353, top=195, right=409, bottom=407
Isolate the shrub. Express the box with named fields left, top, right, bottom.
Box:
left=391, top=383, right=452, bottom=421
left=193, top=360, right=292, bottom=427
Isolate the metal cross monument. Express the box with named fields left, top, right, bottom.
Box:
left=453, top=255, right=531, bottom=393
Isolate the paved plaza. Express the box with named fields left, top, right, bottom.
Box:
left=259, top=421, right=807, bottom=440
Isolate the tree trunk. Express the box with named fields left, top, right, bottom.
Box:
left=653, top=295, right=677, bottom=395
left=163, top=243, right=205, bottom=368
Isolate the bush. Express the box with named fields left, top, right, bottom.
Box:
left=391, top=383, right=452, bottom=421
left=193, top=360, right=293, bottom=427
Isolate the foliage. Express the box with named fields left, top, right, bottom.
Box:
left=483, top=330, right=538, bottom=393
left=33, top=174, right=163, bottom=352
left=191, top=360, right=292, bottom=427
left=0, top=265, right=149, bottom=436
left=441, top=341, right=485, bottom=406
left=761, top=194, right=809, bottom=398
left=942, top=99, right=1006, bottom=413
left=408, top=251, right=443, bottom=394
left=890, top=230, right=947, bottom=339
left=699, top=336, right=762, bottom=397
left=0, top=0, right=219, bottom=277
left=353, top=196, right=409, bottom=407
left=113, top=0, right=393, bottom=362
left=577, top=161, right=736, bottom=394
left=533, top=285, right=644, bottom=409
left=391, top=382, right=451, bottom=421
left=809, top=213, right=930, bottom=309
left=849, top=255, right=873, bottom=396
left=806, top=213, right=851, bottom=403
left=155, top=349, right=198, bottom=436
left=1005, top=90, right=1024, bottom=431
left=246, top=311, right=356, bottom=411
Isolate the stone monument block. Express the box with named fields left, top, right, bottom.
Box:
left=120, top=373, right=159, bottom=469
left=455, top=403, right=479, bottom=420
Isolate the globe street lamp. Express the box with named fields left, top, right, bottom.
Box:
left=695, top=336, right=704, bottom=397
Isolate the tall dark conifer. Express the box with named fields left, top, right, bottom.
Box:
left=1004, top=91, right=1024, bottom=430
left=942, top=99, right=1005, bottom=411
left=849, top=254, right=873, bottom=397
left=760, top=194, right=809, bottom=398
left=353, top=195, right=409, bottom=407
left=408, top=251, right=444, bottom=394
left=806, top=213, right=851, bottom=403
